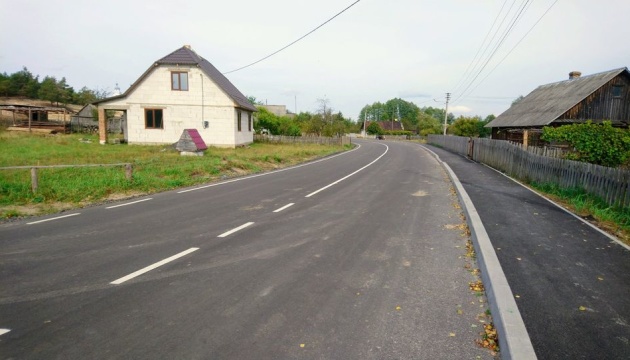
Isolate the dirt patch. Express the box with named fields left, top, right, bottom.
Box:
left=0, top=191, right=149, bottom=221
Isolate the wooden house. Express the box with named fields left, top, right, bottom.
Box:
left=485, top=68, right=630, bottom=146
left=93, top=45, right=257, bottom=147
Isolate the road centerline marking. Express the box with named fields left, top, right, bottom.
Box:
left=0, top=329, right=10, bottom=336
left=218, top=222, right=255, bottom=238
left=273, top=203, right=294, bottom=213
left=27, top=213, right=80, bottom=225
left=110, top=247, right=199, bottom=285
left=106, top=198, right=153, bottom=209
left=306, top=144, right=389, bottom=198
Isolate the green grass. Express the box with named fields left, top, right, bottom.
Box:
left=530, top=182, right=630, bottom=244
left=0, top=132, right=349, bottom=218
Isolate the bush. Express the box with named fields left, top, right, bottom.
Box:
left=366, top=122, right=383, bottom=135
left=384, top=130, right=413, bottom=136
left=541, top=121, right=630, bottom=167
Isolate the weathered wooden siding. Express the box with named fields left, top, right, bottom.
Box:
left=558, top=72, right=630, bottom=123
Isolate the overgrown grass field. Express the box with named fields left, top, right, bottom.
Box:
left=0, top=132, right=349, bottom=218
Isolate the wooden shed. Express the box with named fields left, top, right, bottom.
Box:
left=486, top=67, right=630, bottom=146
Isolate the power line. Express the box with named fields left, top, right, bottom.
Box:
left=453, top=0, right=520, bottom=95
left=455, top=0, right=560, bottom=103
left=451, top=0, right=510, bottom=94
left=223, top=0, right=362, bottom=75
left=452, top=0, right=532, bottom=104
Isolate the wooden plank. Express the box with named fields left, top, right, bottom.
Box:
left=6, top=127, right=54, bottom=133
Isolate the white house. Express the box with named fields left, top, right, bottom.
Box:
left=93, top=45, right=257, bottom=148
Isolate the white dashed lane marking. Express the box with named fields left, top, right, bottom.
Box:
left=110, top=248, right=199, bottom=285
left=218, top=222, right=255, bottom=238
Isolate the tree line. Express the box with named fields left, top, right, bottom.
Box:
left=359, top=98, right=495, bottom=137
left=249, top=95, right=497, bottom=138
left=249, top=97, right=360, bottom=137
left=0, top=67, right=108, bottom=106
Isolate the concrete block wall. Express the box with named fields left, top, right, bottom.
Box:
left=100, top=65, right=253, bottom=147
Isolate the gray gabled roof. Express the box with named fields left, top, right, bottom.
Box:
left=486, top=67, right=629, bottom=128
left=95, top=46, right=257, bottom=112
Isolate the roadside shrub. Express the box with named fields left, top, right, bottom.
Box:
left=541, top=121, right=630, bottom=167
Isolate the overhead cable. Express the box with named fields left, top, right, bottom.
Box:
left=451, top=0, right=510, bottom=94
left=452, top=0, right=532, bottom=104
left=223, top=0, right=362, bottom=74
left=455, top=0, right=560, bottom=103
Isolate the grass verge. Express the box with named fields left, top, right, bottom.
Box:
left=530, top=182, right=630, bottom=246
left=0, top=132, right=351, bottom=218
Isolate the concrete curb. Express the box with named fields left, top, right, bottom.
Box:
left=421, top=145, right=537, bottom=360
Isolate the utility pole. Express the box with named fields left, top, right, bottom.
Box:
left=443, top=92, right=451, bottom=135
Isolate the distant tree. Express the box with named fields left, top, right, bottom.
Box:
left=254, top=107, right=279, bottom=134
left=477, top=114, right=495, bottom=137
left=73, top=87, right=97, bottom=105
left=511, top=95, right=524, bottom=107
left=366, top=121, right=383, bottom=135
left=303, top=113, right=326, bottom=136
left=247, top=95, right=264, bottom=105
left=37, top=76, right=71, bottom=105
left=484, top=114, right=496, bottom=122
left=0, top=72, right=11, bottom=96
left=38, top=76, right=59, bottom=105
left=277, top=116, right=301, bottom=136
left=420, top=106, right=455, bottom=124
left=448, top=116, right=483, bottom=137
left=9, top=67, right=40, bottom=98
left=417, top=112, right=442, bottom=136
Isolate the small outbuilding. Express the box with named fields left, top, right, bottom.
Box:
left=486, top=67, right=630, bottom=145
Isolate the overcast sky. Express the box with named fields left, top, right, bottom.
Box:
left=1, top=0, right=628, bottom=120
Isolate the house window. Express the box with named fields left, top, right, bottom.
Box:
left=612, top=85, right=624, bottom=98
left=237, top=110, right=242, bottom=132
left=145, top=109, right=163, bottom=129
left=171, top=72, right=188, bottom=91
left=248, top=113, right=252, bottom=132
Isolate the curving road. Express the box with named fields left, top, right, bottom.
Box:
left=0, top=140, right=495, bottom=359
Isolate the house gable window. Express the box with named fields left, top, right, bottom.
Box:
left=237, top=110, right=242, bottom=132
left=171, top=72, right=188, bottom=91
left=248, top=113, right=252, bottom=132
left=612, top=85, right=624, bottom=98
left=145, top=109, right=163, bottom=129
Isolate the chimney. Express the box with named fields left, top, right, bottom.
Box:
left=569, top=71, right=582, bottom=80
left=184, top=44, right=191, bottom=49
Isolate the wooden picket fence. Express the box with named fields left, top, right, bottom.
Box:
left=428, top=135, right=630, bottom=208
left=254, top=134, right=351, bottom=146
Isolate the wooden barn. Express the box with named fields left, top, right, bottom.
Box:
left=486, top=67, right=630, bottom=146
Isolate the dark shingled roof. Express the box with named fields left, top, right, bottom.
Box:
left=486, top=67, right=629, bottom=128
left=95, top=46, right=257, bottom=112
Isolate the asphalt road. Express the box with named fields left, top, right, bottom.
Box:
left=426, top=145, right=630, bottom=360
left=0, top=140, right=495, bottom=359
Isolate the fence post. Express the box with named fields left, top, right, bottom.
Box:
left=31, top=167, right=38, bottom=193
left=125, top=163, right=133, bottom=181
